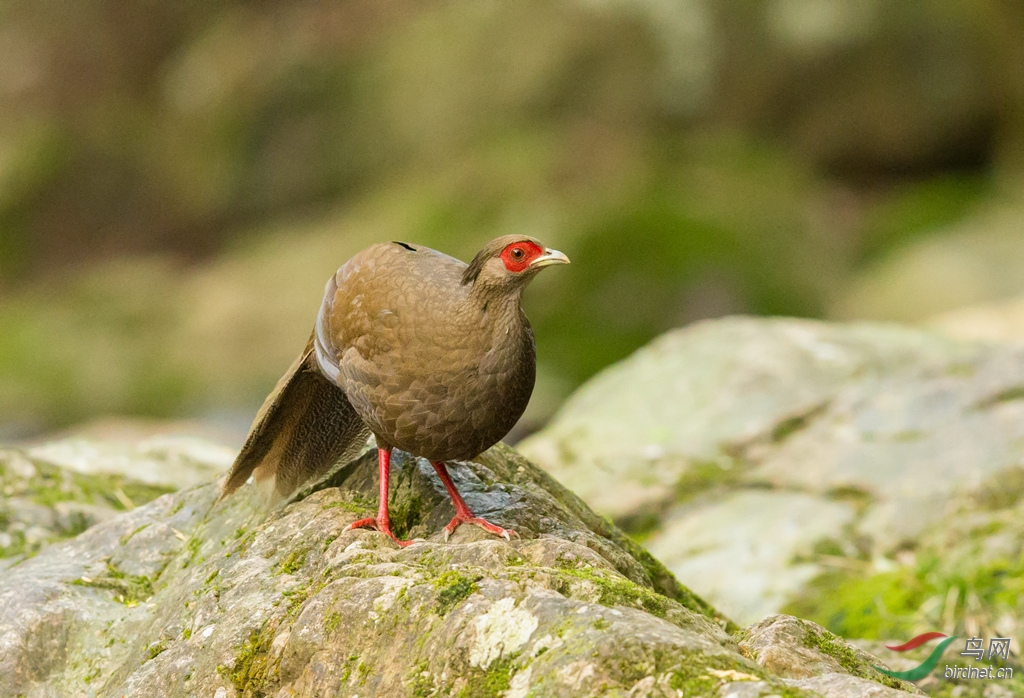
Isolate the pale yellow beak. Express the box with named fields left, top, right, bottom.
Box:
left=530, top=248, right=570, bottom=268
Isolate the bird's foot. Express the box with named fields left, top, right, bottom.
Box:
left=344, top=518, right=420, bottom=548
left=443, top=513, right=514, bottom=543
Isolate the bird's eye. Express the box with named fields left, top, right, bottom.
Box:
left=511, top=248, right=524, bottom=260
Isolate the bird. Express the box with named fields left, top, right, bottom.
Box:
left=220, top=235, right=569, bottom=546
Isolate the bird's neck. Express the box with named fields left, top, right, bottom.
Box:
left=468, top=282, right=528, bottom=333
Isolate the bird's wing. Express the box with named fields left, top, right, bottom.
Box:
left=221, top=332, right=370, bottom=499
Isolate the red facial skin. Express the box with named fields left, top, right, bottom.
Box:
left=500, top=241, right=544, bottom=273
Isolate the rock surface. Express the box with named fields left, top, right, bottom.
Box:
left=834, top=210, right=1024, bottom=324
left=929, top=293, right=1024, bottom=345
left=0, top=446, right=175, bottom=566
left=23, top=434, right=234, bottom=490
left=519, top=316, right=1024, bottom=628
left=0, top=439, right=914, bottom=697
left=739, top=616, right=922, bottom=696
left=646, top=491, right=855, bottom=625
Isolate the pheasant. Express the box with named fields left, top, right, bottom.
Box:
left=221, top=236, right=569, bottom=546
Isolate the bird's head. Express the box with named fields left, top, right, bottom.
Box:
left=462, top=235, right=570, bottom=291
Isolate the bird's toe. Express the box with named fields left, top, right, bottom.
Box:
left=442, top=513, right=513, bottom=543
left=343, top=517, right=379, bottom=533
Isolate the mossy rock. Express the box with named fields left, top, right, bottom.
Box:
left=0, top=447, right=174, bottom=563
left=0, top=438, right=914, bottom=696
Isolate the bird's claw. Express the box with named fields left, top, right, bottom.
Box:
left=343, top=517, right=378, bottom=534
left=343, top=517, right=418, bottom=548
left=442, top=513, right=514, bottom=543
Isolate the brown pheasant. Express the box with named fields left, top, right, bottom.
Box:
left=221, top=236, right=569, bottom=545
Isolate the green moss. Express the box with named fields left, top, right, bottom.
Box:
left=616, top=510, right=663, bottom=542
left=28, top=466, right=172, bottom=511
left=975, top=386, right=1024, bottom=409
left=555, top=567, right=673, bottom=618
left=0, top=456, right=171, bottom=556
left=277, top=549, right=308, bottom=575
left=416, top=549, right=451, bottom=571
left=432, top=570, right=481, bottom=616
left=790, top=543, right=1024, bottom=644
left=82, top=665, right=102, bottom=684
left=810, top=538, right=846, bottom=558
left=233, top=528, right=258, bottom=556
left=146, top=640, right=168, bottom=660
left=229, top=624, right=277, bottom=697
left=338, top=653, right=361, bottom=685
left=320, top=499, right=374, bottom=517
left=589, top=507, right=733, bottom=631
left=182, top=536, right=203, bottom=569
left=182, top=627, right=192, bottom=640
left=409, top=661, right=436, bottom=697
left=456, top=656, right=515, bottom=698
left=823, top=485, right=873, bottom=511
left=324, top=611, right=342, bottom=634
left=783, top=568, right=925, bottom=640
left=973, top=467, right=1024, bottom=511
left=666, top=665, right=733, bottom=696
left=119, top=523, right=151, bottom=546
left=0, top=527, right=27, bottom=558
left=389, top=491, right=427, bottom=539
left=799, top=620, right=910, bottom=692
left=278, top=569, right=334, bottom=620
left=771, top=405, right=825, bottom=443
left=674, top=459, right=742, bottom=503
left=661, top=653, right=804, bottom=698
left=72, top=562, right=154, bottom=605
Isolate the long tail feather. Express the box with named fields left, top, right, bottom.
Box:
left=221, top=333, right=370, bottom=499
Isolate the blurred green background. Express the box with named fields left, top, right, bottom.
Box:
left=2, top=0, right=1024, bottom=440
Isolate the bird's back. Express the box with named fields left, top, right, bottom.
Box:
left=315, top=241, right=535, bottom=461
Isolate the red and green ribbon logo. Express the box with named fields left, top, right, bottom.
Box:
left=873, top=632, right=958, bottom=681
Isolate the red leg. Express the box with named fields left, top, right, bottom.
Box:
left=344, top=447, right=417, bottom=547
left=431, top=461, right=514, bottom=542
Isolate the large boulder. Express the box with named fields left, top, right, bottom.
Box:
left=520, top=316, right=1024, bottom=631
left=834, top=208, right=1024, bottom=324
left=928, top=293, right=1024, bottom=348
left=0, top=439, right=916, bottom=697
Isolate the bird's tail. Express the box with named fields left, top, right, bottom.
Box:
left=221, top=333, right=370, bottom=500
